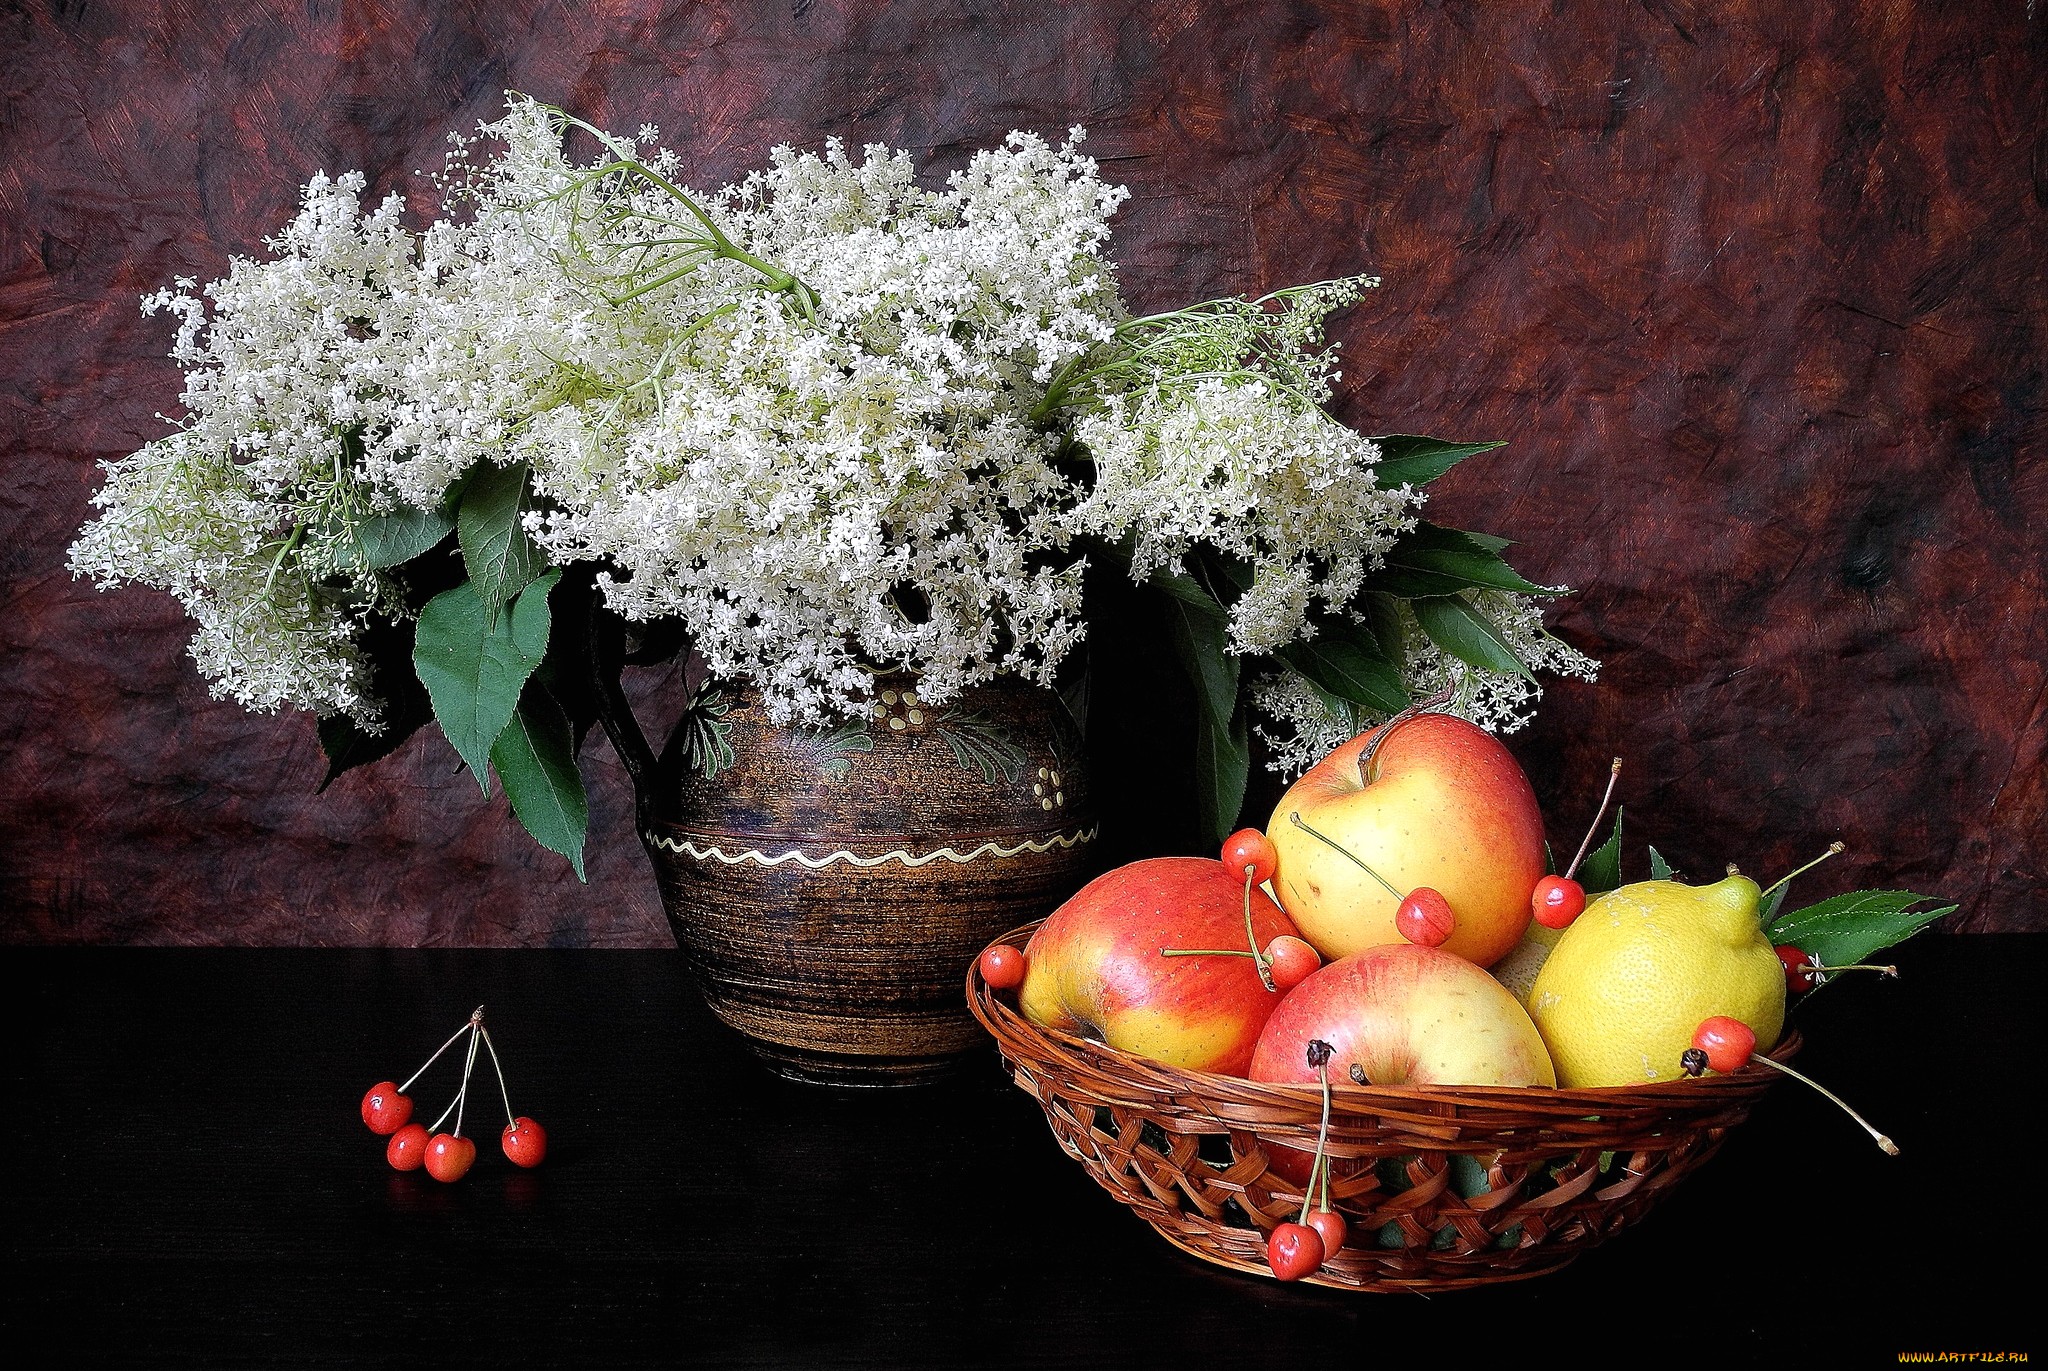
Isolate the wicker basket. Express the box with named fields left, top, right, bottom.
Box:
left=968, top=920, right=1795, bottom=1292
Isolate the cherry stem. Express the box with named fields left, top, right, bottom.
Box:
left=1242, top=868, right=1276, bottom=991
left=1563, top=757, right=1624, bottom=880
left=1297, top=1058, right=1335, bottom=1225
left=479, top=1025, right=517, bottom=1130
left=1354, top=687, right=1456, bottom=787
left=1161, top=948, right=1256, bottom=958
left=1814, top=962, right=1900, bottom=979
left=397, top=1007, right=485, bottom=1094
left=1288, top=812, right=1402, bottom=900
left=1762, top=841, right=1847, bottom=900
left=1751, top=1055, right=1899, bottom=1156
left=429, top=1022, right=483, bottom=1137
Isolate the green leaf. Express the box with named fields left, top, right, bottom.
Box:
left=457, top=461, right=545, bottom=614
left=1370, top=435, right=1505, bottom=489
left=1278, top=620, right=1409, bottom=716
left=1161, top=584, right=1245, bottom=846
left=316, top=615, right=433, bottom=788
left=1411, top=595, right=1536, bottom=681
left=1374, top=523, right=1556, bottom=599
left=1648, top=846, right=1675, bottom=881
left=490, top=686, right=589, bottom=880
left=1162, top=589, right=1239, bottom=727
left=1578, top=806, right=1624, bottom=894
left=353, top=506, right=456, bottom=570
left=1361, top=592, right=1406, bottom=672
left=412, top=570, right=560, bottom=792
left=1767, top=890, right=1956, bottom=971
left=1149, top=569, right=1227, bottom=621
left=1759, top=881, right=1789, bottom=926
left=1192, top=704, right=1250, bottom=849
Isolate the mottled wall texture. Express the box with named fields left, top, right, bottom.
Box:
left=2, top=1, right=2043, bottom=944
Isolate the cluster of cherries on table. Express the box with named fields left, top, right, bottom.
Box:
left=359, top=1006, right=547, bottom=1182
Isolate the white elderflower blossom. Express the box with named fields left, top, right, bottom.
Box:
left=73, top=94, right=1592, bottom=747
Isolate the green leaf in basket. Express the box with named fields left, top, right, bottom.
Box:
left=1766, top=890, right=1956, bottom=978
left=1577, top=806, right=1625, bottom=894
left=1448, top=1152, right=1493, bottom=1200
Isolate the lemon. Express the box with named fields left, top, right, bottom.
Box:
left=1526, top=875, right=1785, bottom=1088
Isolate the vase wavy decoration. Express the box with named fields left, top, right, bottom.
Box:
left=599, top=662, right=1095, bottom=1086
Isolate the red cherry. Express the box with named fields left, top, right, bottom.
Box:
left=1531, top=875, right=1587, bottom=929
left=361, top=1081, right=413, bottom=1136
left=501, top=1117, right=548, bottom=1168
left=1394, top=888, right=1454, bottom=947
left=1303, top=1207, right=1347, bottom=1258
left=1266, top=1221, right=1326, bottom=1281
left=1222, top=828, right=1279, bottom=886
left=1263, top=936, right=1321, bottom=991
left=978, top=944, right=1027, bottom=990
left=1690, top=1016, right=1758, bottom=1074
left=385, top=1122, right=430, bottom=1171
left=1777, top=944, right=1822, bottom=993
left=424, top=1133, right=477, bottom=1183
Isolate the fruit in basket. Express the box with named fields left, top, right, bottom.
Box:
left=1266, top=712, right=1544, bottom=968
left=1527, top=874, right=1785, bottom=1088
left=1250, top=944, right=1556, bottom=1089
left=1266, top=1222, right=1325, bottom=1281
left=977, top=944, right=1027, bottom=989
left=1490, top=910, right=1570, bottom=1003
left=1019, top=857, right=1301, bottom=1074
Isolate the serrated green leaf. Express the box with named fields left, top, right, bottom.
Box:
left=1767, top=890, right=1955, bottom=970
left=1578, top=807, right=1624, bottom=893
left=1648, top=846, right=1675, bottom=881
left=1278, top=620, right=1409, bottom=716
left=457, top=461, right=545, bottom=614
left=412, top=570, right=560, bottom=792
left=1369, top=435, right=1505, bottom=489
left=1411, top=595, right=1536, bottom=681
left=490, top=685, right=588, bottom=880
left=353, top=506, right=456, bottom=569
left=1149, top=569, right=1227, bottom=620
left=1378, top=523, right=1557, bottom=598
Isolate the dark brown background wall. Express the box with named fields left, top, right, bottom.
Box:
left=2, top=0, right=2042, bottom=944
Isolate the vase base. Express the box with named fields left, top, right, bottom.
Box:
left=746, top=1038, right=970, bottom=1089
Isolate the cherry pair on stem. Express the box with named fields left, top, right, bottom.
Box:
left=360, top=1006, right=547, bottom=1181
left=1157, top=828, right=1321, bottom=991
left=1266, top=1038, right=1346, bottom=1281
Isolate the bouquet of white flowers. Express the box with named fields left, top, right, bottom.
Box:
left=71, top=95, right=1593, bottom=873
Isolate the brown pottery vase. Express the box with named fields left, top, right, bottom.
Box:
left=637, top=675, right=1095, bottom=1086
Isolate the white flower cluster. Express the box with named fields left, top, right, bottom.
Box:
left=1250, top=591, right=1601, bottom=777
left=69, top=172, right=422, bottom=724
left=73, top=94, right=1589, bottom=745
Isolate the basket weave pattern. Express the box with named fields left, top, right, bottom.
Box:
left=969, top=921, right=1793, bottom=1291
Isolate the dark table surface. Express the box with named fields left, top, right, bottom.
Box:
left=3, top=934, right=2039, bottom=1368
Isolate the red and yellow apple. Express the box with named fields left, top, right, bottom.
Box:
left=1249, top=942, right=1555, bottom=1179
left=1266, top=713, right=1545, bottom=968
left=1020, top=857, right=1301, bottom=1075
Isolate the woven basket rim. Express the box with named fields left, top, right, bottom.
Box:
left=967, top=918, right=1799, bottom=1109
